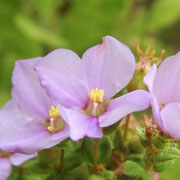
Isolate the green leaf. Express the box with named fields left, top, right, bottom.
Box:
left=82, top=137, right=112, bottom=164
left=47, top=173, right=73, bottom=180
left=63, top=148, right=84, bottom=171
left=128, top=154, right=145, bottom=167
left=124, top=160, right=153, bottom=180
left=18, top=174, right=42, bottom=180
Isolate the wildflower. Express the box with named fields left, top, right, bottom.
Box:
left=35, top=36, right=151, bottom=141
left=0, top=58, right=69, bottom=154
left=0, top=150, right=36, bottom=180
left=144, top=52, right=180, bottom=139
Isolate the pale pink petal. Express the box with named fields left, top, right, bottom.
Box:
left=35, top=49, right=89, bottom=110
left=144, top=64, right=157, bottom=92
left=0, top=100, right=69, bottom=154
left=12, top=58, right=52, bottom=120
left=99, top=90, right=151, bottom=127
left=0, top=157, right=12, bottom=180
left=153, top=52, right=180, bottom=105
left=160, top=103, right=180, bottom=139
left=82, top=36, right=135, bottom=100
left=10, top=153, right=37, bottom=166
left=144, top=64, right=163, bottom=129
left=58, top=105, right=103, bottom=141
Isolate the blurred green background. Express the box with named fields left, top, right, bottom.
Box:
left=0, top=0, right=179, bottom=179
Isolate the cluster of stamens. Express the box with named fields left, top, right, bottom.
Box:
left=45, top=106, right=66, bottom=133
left=85, top=88, right=105, bottom=117
left=136, top=45, right=165, bottom=73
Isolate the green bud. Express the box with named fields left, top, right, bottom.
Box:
left=153, top=159, right=176, bottom=172
left=127, top=135, right=145, bottom=154
left=38, top=148, right=59, bottom=164
left=153, top=134, right=171, bottom=150
left=127, top=70, right=146, bottom=91
left=153, top=147, right=180, bottom=163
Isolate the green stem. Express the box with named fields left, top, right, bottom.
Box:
left=58, top=149, right=64, bottom=172
left=93, top=139, right=98, bottom=171
left=145, top=149, right=153, bottom=172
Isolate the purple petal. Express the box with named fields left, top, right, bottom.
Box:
left=160, top=103, right=180, bottom=139
left=144, top=64, right=157, bottom=92
left=10, top=153, right=37, bottom=166
left=58, top=105, right=103, bottom=141
left=151, top=93, right=164, bottom=129
left=12, top=58, right=52, bottom=120
left=43, top=124, right=70, bottom=149
left=0, top=100, right=69, bottom=154
left=82, top=36, right=135, bottom=100
left=153, top=52, right=180, bottom=105
left=35, top=49, right=89, bottom=110
left=144, top=65, right=163, bottom=129
left=99, top=90, right=151, bottom=127
left=0, top=100, right=50, bottom=154
left=0, top=157, right=12, bottom=180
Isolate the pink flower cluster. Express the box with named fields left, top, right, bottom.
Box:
left=0, top=36, right=179, bottom=179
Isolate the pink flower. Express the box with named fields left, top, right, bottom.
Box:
left=35, top=36, right=151, bottom=141
left=144, top=52, right=180, bottom=139
left=0, top=58, right=69, bottom=154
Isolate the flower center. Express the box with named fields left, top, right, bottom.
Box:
left=84, top=88, right=105, bottom=117
left=42, top=106, right=66, bottom=133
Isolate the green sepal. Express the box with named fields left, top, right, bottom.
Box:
left=153, top=159, right=176, bottom=172
left=153, top=134, right=171, bottom=150
left=153, top=147, right=180, bottom=163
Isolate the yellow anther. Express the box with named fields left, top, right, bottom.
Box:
left=47, top=126, right=53, bottom=132
left=89, top=88, right=104, bottom=103
left=49, top=106, right=60, bottom=119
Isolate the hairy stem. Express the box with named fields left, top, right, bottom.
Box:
left=123, top=115, right=130, bottom=141
left=93, top=138, right=98, bottom=171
